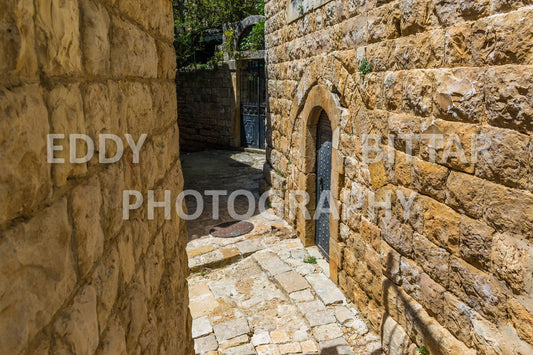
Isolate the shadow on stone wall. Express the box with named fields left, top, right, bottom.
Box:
left=177, top=63, right=238, bottom=151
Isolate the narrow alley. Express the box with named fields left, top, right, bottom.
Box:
left=182, top=151, right=382, bottom=355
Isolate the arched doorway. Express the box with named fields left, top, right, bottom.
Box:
left=315, top=110, right=332, bottom=259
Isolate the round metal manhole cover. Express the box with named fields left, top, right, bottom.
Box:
left=209, top=221, right=254, bottom=238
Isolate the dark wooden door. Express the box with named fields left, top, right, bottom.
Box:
left=240, top=59, right=266, bottom=149
left=315, top=111, right=332, bottom=260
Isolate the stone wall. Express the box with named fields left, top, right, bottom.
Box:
left=177, top=65, right=239, bottom=151
left=0, top=0, right=193, bottom=354
left=265, top=0, right=533, bottom=353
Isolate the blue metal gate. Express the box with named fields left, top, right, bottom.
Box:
left=240, top=60, right=266, bottom=149
left=315, top=111, right=332, bottom=260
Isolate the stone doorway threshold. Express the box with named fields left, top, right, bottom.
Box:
left=186, top=211, right=382, bottom=354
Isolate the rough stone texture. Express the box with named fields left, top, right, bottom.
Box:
left=265, top=0, right=533, bottom=353
left=0, top=1, right=193, bottom=354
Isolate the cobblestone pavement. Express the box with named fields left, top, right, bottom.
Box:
left=183, top=151, right=381, bottom=354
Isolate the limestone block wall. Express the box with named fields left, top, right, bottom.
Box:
left=177, top=66, right=239, bottom=151
left=0, top=0, right=193, bottom=354
left=265, top=0, right=533, bottom=353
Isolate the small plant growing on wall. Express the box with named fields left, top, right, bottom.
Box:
left=298, top=4, right=305, bottom=16
left=224, top=29, right=235, bottom=54
left=417, top=347, right=429, bottom=355
left=358, top=58, right=372, bottom=79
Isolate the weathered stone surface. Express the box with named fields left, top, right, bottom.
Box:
left=381, top=315, right=410, bottom=354
left=111, top=16, right=157, bottom=78
left=0, top=200, right=76, bottom=355
left=213, top=318, right=250, bottom=341
left=483, top=66, right=532, bottom=132
left=71, top=176, right=105, bottom=276
left=433, top=68, right=484, bottom=123
left=1, top=1, right=191, bottom=354
left=475, top=126, right=531, bottom=190
left=192, top=316, right=213, bottom=339
left=483, top=180, right=533, bottom=237
left=0, top=0, right=38, bottom=76
left=306, top=273, right=346, bottom=305
left=449, top=257, right=507, bottom=322
left=264, top=0, right=533, bottom=353
left=46, top=84, right=87, bottom=186
left=35, top=0, right=82, bottom=75
left=312, top=323, right=344, bottom=342
left=52, top=285, right=99, bottom=354
left=306, top=310, right=336, bottom=327
left=508, top=298, right=533, bottom=346
left=80, top=0, right=110, bottom=75
left=491, top=234, right=531, bottom=293
left=195, top=334, right=219, bottom=354
left=0, top=84, right=50, bottom=225
left=254, top=251, right=292, bottom=275
left=275, top=270, right=310, bottom=294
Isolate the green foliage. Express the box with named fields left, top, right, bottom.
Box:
left=298, top=5, right=305, bottom=16
left=173, top=0, right=264, bottom=68
left=224, top=29, right=236, bottom=53
left=239, top=19, right=265, bottom=52
left=417, top=347, right=429, bottom=355
left=358, top=58, right=372, bottom=79
left=304, top=256, right=317, bottom=264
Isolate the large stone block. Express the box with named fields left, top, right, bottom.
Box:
left=508, top=298, right=533, bottom=346
left=470, top=8, right=533, bottom=65
left=109, top=81, right=155, bottom=138
left=0, top=199, right=76, bottom=355
left=47, top=84, right=88, bottom=186
left=459, top=216, right=494, bottom=270
left=156, top=40, right=176, bottom=79
left=411, top=157, right=449, bottom=202
left=484, top=66, right=533, bottom=134
left=51, top=285, right=99, bottom=354
left=392, top=29, right=445, bottom=70
left=475, top=126, right=531, bottom=190
left=400, top=0, right=437, bottom=36
left=71, top=176, right=105, bottom=276
left=366, top=1, right=400, bottom=43
left=446, top=171, right=485, bottom=219
left=35, top=0, right=82, bottom=75
left=433, top=68, right=485, bottom=123
left=444, top=23, right=473, bottom=66
left=90, top=245, right=120, bottom=333
left=491, top=233, right=532, bottom=293
left=412, top=233, right=450, bottom=287
left=0, top=0, right=38, bottom=76
left=80, top=0, right=110, bottom=75
left=0, top=84, right=50, bottom=225
left=421, top=197, right=461, bottom=254
left=484, top=180, right=533, bottom=237
left=449, top=257, right=507, bottom=322
left=434, top=0, right=489, bottom=27
left=111, top=16, right=157, bottom=78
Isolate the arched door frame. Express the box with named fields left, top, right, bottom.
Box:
left=296, top=85, right=344, bottom=261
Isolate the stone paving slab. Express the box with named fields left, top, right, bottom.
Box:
left=187, top=213, right=382, bottom=355
left=305, top=273, right=346, bottom=306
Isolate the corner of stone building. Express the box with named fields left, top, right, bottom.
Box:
left=0, top=0, right=193, bottom=353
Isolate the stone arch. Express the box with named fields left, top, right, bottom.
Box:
left=223, top=15, right=265, bottom=54
left=285, top=56, right=355, bottom=166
